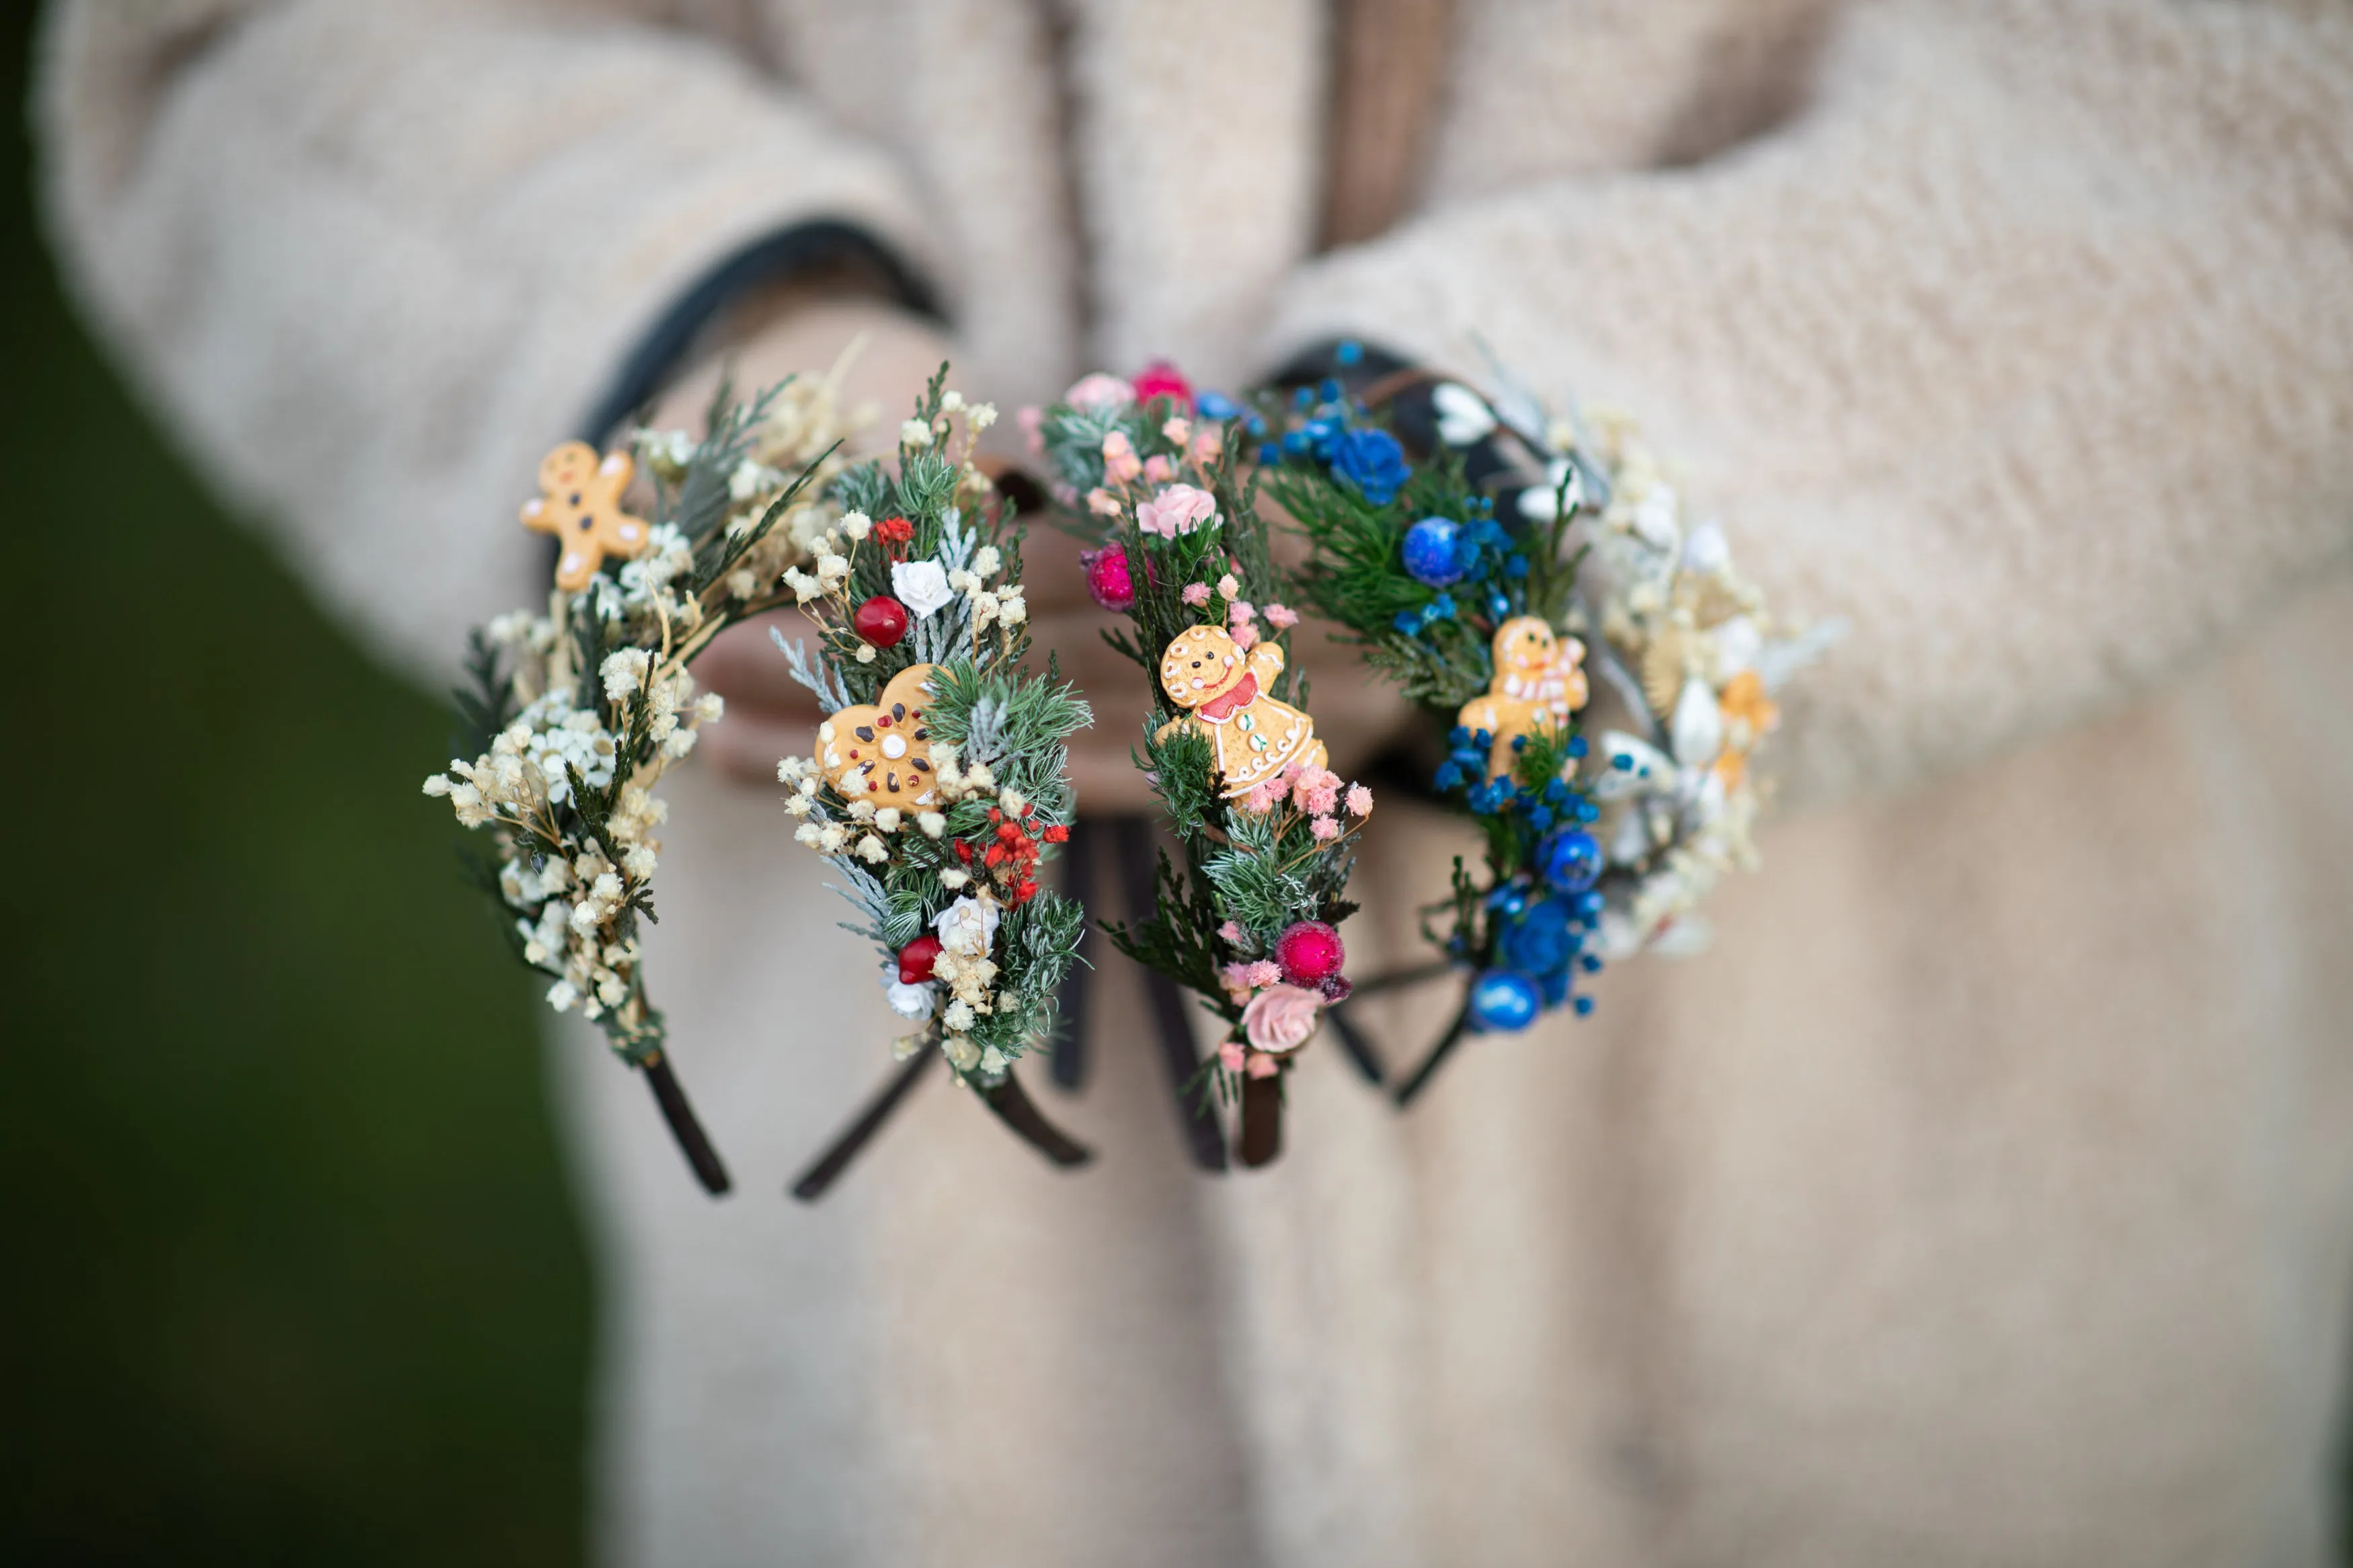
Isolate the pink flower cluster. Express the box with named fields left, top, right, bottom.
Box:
left=1236, top=760, right=1375, bottom=841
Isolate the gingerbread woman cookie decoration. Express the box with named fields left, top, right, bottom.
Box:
left=1157, top=626, right=1326, bottom=797
left=817, top=663, right=943, bottom=809
left=1457, top=616, right=1589, bottom=780
left=522, top=441, right=650, bottom=592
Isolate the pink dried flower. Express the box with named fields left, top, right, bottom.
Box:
left=1102, top=431, right=1142, bottom=483
left=1087, top=487, right=1121, bottom=516
left=1302, top=784, right=1339, bottom=816
left=1181, top=581, right=1212, bottom=607
left=1220, top=1038, right=1247, bottom=1071
left=1018, top=405, right=1045, bottom=456
left=1065, top=372, right=1133, bottom=409
left=1265, top=602, right=1300, bottom=629
left=1162, top=416, right=1191, bottom=446
left=1228, top=601, right=1256, bottom=625
left=1242, top=983, right=1324, bottom=1055
left=1240, top=777, right=1285, bottom=814
left=1136, top=483, right=1216, bottom=539
left=1246, top=1050, right=1280, bottom=1079
left=1217, top=920, right=1245, bottom=944
left=1191, top=427, right=1224, bottom=464
left=1231, top=623, right=1259, bottom=651
left=1311, top=815, right=1341, bottom=841
left=1345, top=783, right=1374, bottom=816
left=1244, top=960, right=1283, bottom=990
left=1144, top=454, right=1174, bottom=483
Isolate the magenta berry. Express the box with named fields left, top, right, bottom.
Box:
left=1275, top=920, right=1345, bottom=987
left=1082, top=544, right=1136, bottom=612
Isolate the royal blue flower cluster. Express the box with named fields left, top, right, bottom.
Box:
left=1263, top=380, right=1412, bottom=506
left=1431, top=726, right=1607, bottom=1030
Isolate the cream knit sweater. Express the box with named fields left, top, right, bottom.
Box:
left=37, top=2, right=2353, bottom=1563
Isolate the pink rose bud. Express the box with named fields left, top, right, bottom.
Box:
left=1241, top=983, right=1325, bottom=1055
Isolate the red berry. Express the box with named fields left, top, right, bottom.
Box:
left=852, top=595, right=910, bottom=647
left=897, top=934, right=943, bottom=984
left=1275, top=920, right=1345, bottom=986
left=1131, top=360, right=1194, bottom=409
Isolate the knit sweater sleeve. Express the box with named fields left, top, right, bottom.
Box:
left=1267, top=0, right=2353, bottom=804
left=35, top=0, right=935, bottom=680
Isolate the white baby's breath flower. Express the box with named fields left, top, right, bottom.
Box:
left=997, top=589, right=1027, bottom=627
left=785, top=567, right=822, bottom=603
left=855, top=644, right=877, bottom=663
left=943, top=1035, right=981, bottom=1072
left=856, top=834, right=888, bottom=863
left=969, top=403, right=997, bottom=431
left=726, top=569, right=756, bottom=600
left=815, top=552, right=851, bottom=583
left=848, top=798, right=877, bottom=822
left=817, top=824, right=848, bottom=855
left=934, top=895, right=1002, bottom=956
left=783, top=794, right=812, bottom=817
left=980, top=1046, right=1008, bottom=1075
left=943, top=999, right=975, bottom=1032
left=546, top=979, right=579, bottom=1013
left=875, top=807, right=902, bottom=832
left=971, top=545, right=1002, bottom=579
left=941, top=390, right=965, bottom=413
left=794, top=821, right=823, bottom=845
left=621, top=846, right=657, bottom=880
left=999, top=788, right=1028, bottom=815
left=900, top=417, right=934, bottom=448
left=696, top=693, right=724, bottom=723
left=840, top=510, right=872, bottom=540
left=917, top=811, right=946, bottom=838
left=422, top=774, right=452, bottom=796
left=941, top=868, right=970, bottom=889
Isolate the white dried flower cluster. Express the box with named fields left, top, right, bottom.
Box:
left=930, top=895, right=1008, bottom=1075
left=1532, top=409, right=1841, bottom=960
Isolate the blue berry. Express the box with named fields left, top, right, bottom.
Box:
left=1468, top=970, right=1541, bottom=1032
left=1196, top=390, right=1240, bottom=420
left=1539, top=829, right=1603, bottom=893
left=1572, top=996, right=1597, bottom=1018
left=1401, top=517, right=1464, bottom=585
left=1336, top=339, right=1365, bottom=367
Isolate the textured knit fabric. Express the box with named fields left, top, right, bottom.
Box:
left=34, top=2, right=2353, bottom=1564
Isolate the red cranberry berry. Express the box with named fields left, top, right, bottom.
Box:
left=853, top=594, right=910, bottom=647
left=1275, top=919, right=1345, bottom=987
left=897, top=934, right=943, bottom=985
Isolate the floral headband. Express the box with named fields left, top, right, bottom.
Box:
left=1029, top=365, right=1375, bottom=1168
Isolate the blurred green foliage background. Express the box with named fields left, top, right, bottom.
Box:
left=1, top=15, right=592, bottom=1566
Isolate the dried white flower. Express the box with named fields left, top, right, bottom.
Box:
left=900, top=417, right=934, bottom=449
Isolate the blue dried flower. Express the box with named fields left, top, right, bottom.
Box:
left=1328, top=427, right=1408, bottom=506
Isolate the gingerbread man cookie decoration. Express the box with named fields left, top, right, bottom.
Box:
left=1156, top=626, right=1326, bottom=797
left=522, top=441, right=650, bottom=592
left=1457, top=616, right=1589, bottom=780
left=817, top=663, right=942, bottom=809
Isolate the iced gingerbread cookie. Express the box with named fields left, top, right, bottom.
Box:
left=522, top=441, right=650, bottom=591
left=1457, top=616, right=1588, bottom=780
left=1157, top=625, right=1326, bottom=797
left=817, top=663, right=941, bottom=809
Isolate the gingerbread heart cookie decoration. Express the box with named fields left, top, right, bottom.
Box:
left=817, top=663, right=943, bottom=809
left=522, top=441, right=651, bottom=591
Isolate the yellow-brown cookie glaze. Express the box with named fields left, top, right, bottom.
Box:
left=1455, top=616, right=1589, bottom=780
left=817, top=663, right=943, bottom=809
left=1158, top=626, right=1326, bottom=797
left=521, top=441, right=651, bottom=591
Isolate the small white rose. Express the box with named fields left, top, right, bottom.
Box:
left=933, top=894, right=1002, bottom=956
left=891, top=560, right=955, bottom=617
left=885, top=979, right=937, bottom=1021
